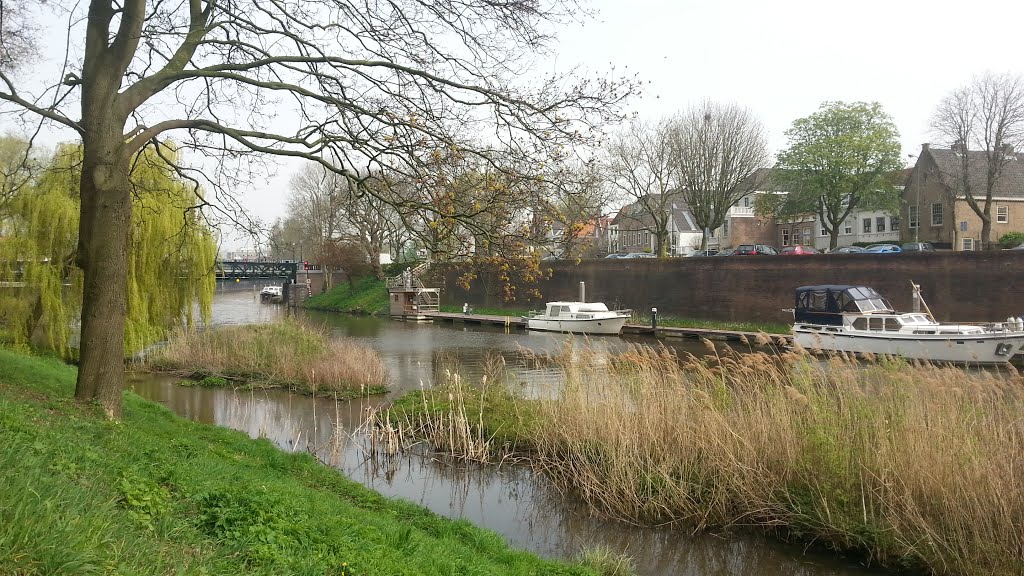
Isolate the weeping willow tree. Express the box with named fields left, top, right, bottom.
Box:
left=0, top=140, right=215, bottom=356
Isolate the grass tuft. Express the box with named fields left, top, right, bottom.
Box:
left=144, top=318, right=389, bottom=398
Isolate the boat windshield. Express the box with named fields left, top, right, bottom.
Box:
left=794, top=285, right=895, bottom=325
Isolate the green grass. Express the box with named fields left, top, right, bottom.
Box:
left=631, top=313, right=791, bottom=334
left=440, top=304, right=530, bottom=317
left=0, top=348, right=598, bottom=576
left=304, top=276, right=389, bottom=315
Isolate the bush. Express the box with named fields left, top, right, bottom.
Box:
left=998, top=232, right=1024, bottom=249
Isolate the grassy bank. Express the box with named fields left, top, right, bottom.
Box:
left=385, top=343, right=1024, bottom=576
left=145, top=319, right=389, bottom=398
left=305, top=276, right=389, bottom=315
left=0, top=348, right=614, bottom=576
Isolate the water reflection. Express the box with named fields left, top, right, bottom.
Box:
left=130, top=292, right=884, bottom=576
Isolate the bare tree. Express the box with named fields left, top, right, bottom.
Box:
left=535, top=159, right=612, bottom=258
left=604, top=119, right=678, bottom=257
left=667, top=101, right=768, bottom=250
left=0, top=0, right=636, bottom=416
left=932, top=72, right=1024, bottom=248
left=0, top=0, right=42, bottom=71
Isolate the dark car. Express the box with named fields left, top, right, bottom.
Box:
left=733, top=244, right=779, bottom=255
left=901, top=242, right=935, bottom=252
left=863, top=243, right=902, bottom=253
left=687, top=249, right=718, bottom=257
left=713, top=248, right=736, bottom=257
left=780, top=245, right=820, bottom=255
left=830, top=245, right=865, bottom=254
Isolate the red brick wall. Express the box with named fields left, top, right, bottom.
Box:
left=441, top=252, right=1024, bottom=324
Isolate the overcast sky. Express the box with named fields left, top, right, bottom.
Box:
left=6, top=0, right=1024, bottom=250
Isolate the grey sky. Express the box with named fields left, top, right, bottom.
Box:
left=6, top=0, right=1024, bottom=249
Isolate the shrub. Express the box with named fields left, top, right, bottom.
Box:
left=998, top=231, right=1024, bottom=249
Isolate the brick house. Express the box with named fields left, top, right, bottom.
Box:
left=902, top=144, right=1024, bottom=250
left=609, top=195, right=704, bottom=255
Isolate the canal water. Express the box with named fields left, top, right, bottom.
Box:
left=129, top=291, right=885, bottom=576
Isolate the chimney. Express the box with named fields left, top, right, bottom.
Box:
left=1003, top=143, right=1014, bottom=155
left=921, top=143, right=930, bottom=151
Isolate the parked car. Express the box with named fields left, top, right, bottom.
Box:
left=604, top=253, right=629, bottom=259
left=713, top=248, right=736, bottom=257
left=830, top=245, right=865, bottom=254
left=733, top=244, right=779, bottom=255
left=1011, top=244, right=1024, bottom=250
left=863, top=243, right=902, bottom=253
left=780, top=245, right=820, bottom=256
left=623, top=252, right=657, bottom=258
left=900, top=242, right=936, bottom=252
left=687, top=249, right=718, bottom=257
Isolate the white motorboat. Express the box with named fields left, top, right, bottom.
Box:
left=524, top=301, right=632, bottom=335
left=792, top=284, right=1024, bottom=364
left=260, top=285, right=283, bottom=303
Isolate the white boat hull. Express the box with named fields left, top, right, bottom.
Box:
left=526, top=316, right=628, bottom=335
left=794, top=327, right=1024, bottom=364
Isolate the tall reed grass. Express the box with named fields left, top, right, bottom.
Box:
left=388, top=341, right=1024, bottom=575
left=146, top=318, right=388, bottom=397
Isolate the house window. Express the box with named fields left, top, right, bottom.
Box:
left=802, top=227, right=811, bottom=244
left=862, top=218, right=872, bottom=233
left=844, top=223, right=853, bottom=235
left=876, top=217, right=886, bottom=233
left=820, top=226, right=827, bottom=237
left=909, top=205, right=919, bottom=229
left=997, top=205, right=1008, bottom=224
left=931, top=203, right=943, bottom=226
left=782, top=228, right=790, bottom=246
left=742, top=197, right=751, bottom=208
left=962, top=237, right=975, bottom=251
left=723, top=219, right=729, bottom=237
left=891, top=216, right=900, bottom=230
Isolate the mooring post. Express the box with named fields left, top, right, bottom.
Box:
left=579, top=281, right=586, bottom=303
left=651, top=307, right=658, bottom=331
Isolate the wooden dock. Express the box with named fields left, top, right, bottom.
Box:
left=418, top=311, right=793, bottom=344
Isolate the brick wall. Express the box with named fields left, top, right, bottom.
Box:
left=440, top=252, right=1024, bottom=324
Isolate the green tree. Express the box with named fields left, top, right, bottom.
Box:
left=0, top=142, right=215, bottom=358
left=0, top=0, right=634, bottom=417
left=760, top=102, right=903, bottom=250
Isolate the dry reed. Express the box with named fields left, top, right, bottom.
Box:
left=527, top=344, right=1024, bottom=575
left=146, top=318, right=389, bottom=396
left=388, top=340, right=1024, bottom=575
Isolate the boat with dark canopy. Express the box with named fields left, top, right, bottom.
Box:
left=792, top=284, right=1024, bottom=364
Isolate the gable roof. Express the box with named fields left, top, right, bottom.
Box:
left=925, top=146, right=1024, bottom=199
left=612, top=194, right=700, bottom=232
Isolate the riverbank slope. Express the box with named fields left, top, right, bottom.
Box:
left=0, top=349, right=598, bottom=575
left=304, top=275, right=389, bottom=315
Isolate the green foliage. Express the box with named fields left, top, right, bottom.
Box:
left=304, top=274, right=389, bottom=314
left=0, top=139, right=216, bottom=356
left=765, top=102, right=903, bottom=247
left=117, top=472, right=171, bottom=529
left=199, top=375, right=230, bottom=387
left=0, top=347, right=597, bottom=576
left=998, top=231, right=1024, bottom=249
left=574, top=545, right=637, bottom=576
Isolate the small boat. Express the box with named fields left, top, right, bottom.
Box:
left=524, top=301, right=632, bottom=335
left=259, top=285, right=283, bottom=303
left=792, top=284, right=1024, bottom=364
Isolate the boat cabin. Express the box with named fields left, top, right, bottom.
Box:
left=794, top=285, right=894, bottom=326
left=544, top=301, right=611, bottom=318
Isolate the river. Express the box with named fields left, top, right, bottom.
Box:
left=128, top=290, right=886, bottom=576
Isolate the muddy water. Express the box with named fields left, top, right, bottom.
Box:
left=130, top=291, right=885, bottom=576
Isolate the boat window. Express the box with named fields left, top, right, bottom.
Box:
left=884, top=318, right=901, bottom=331
left=559, top=306, right=572, bottom=316
left=869, top=317, right=884, bottom=331
left=852, top=317, right=867, bottom=330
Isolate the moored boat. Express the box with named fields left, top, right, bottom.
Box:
left=792, top=284, right=1024, bottom=364
left=524, top=301, right=632, bottom=335
left=260, top=285, right=283, bottom=303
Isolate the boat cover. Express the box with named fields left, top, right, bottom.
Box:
left=794, top=285, right=894, bottom=325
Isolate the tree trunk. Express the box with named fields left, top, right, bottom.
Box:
left=829, top=231, right=839, bottom=251
left=980, top=214, right=992, bottom=250
left=74, top=141, right=132, bottom=419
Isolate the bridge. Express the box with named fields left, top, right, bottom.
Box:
left=216, top=260, right=301, bottom=282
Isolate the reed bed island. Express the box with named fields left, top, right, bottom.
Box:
left=383, top=340, right=1024, bottom=576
